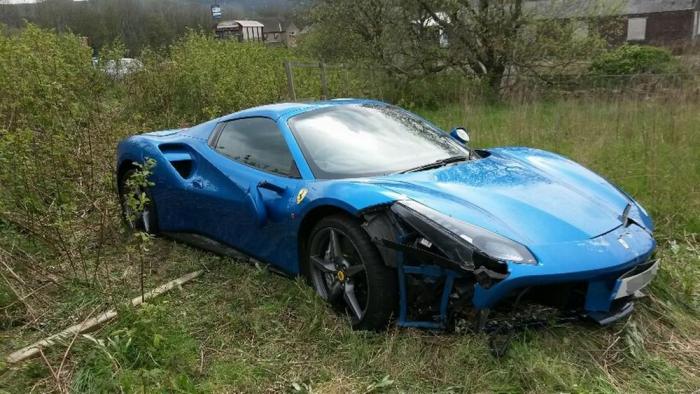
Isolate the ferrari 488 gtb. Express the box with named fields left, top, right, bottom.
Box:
left=117, top=99, right=658, bottom=330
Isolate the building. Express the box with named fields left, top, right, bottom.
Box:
left=215, top=18, right=301, bottom=47
left=258, top=18, right=299, bottom=47
left=215, top=20, right=264, bottom=42
left=618, top=0, right=700, bottom=46
left=529, top=0, right=700, bottom=49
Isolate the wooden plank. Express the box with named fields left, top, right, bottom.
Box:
left=5, top=270, right=203, bottom=364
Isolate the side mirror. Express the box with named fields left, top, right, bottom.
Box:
left=450, top=127, right=470, bottom=145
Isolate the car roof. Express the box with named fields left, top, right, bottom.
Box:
left=181, top=99, right=388, bottom=140
left=219, top=98, right=388, bottom=122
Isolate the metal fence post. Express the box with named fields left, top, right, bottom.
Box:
left=342, top=64, right=350, bottom=97
left=284, top=60, right=296, bottom=101
left=320, top=61, right=329, bottom=99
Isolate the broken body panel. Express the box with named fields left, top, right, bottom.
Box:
left=358, top=149, right=657, bottom=327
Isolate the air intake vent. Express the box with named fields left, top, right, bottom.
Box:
left=159, top=144, right=195, bottom=179
left=171, top=160, right=193, bottom=178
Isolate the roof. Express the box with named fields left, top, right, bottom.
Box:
left=525, top=0, right=698, bottom=17
left=625, top=0, right=697, bottom=14
left=182, top=99, right=386, bottom=140
left=217, top=20, right=264, bottom=30
left=0, top=0, right=44, bottom=3
left=419, top=11, right=450, bottom=27
left=234, top=20, right=264, bottom=28
left=258, top=18, right=285, bottom=33
left=220, top=99, right=387, bottom=122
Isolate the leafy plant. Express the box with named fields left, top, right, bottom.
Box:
left=124, top=32, right=289, bottom=129
left=123, top=159, right=156, bottom=226
left=590, top=44, right=681, bottom=75
left=71, top=303, right=198, bottom=393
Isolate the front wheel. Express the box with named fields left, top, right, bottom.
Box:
left=305, top=215, right=397, bottom=330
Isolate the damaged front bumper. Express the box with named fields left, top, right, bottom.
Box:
left=473, top=223, right=656, bottom=324
left=363, top=200, right=657, bottom=328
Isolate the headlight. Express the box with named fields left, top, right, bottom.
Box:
left=392, top=200, right=537, bottom=265
left=610, top=183, right=654, bottom=232
left=629, top=202, right=654, bottom=232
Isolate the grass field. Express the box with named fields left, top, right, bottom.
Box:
left=1, top=98, right=699, bottom=393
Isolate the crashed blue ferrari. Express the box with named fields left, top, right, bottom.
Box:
left=116, top=99, right=658, bottom=330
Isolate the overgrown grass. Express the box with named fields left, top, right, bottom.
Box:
left=1, top=24, right=698, bottom=393
left=6, top=239, right=696, bottom=392
left=419, top=98, right=700, bottom=238
left=2, top=99, right=698, bottom=393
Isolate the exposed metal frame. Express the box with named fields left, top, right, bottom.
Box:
left=396, top=261, right=460, bottom=329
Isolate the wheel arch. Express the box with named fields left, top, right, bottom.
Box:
left=116, top=160, right=138, bottom=194
left=297, top=205, right=357, bottom=275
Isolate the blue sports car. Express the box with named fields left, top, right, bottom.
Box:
left=116, top=99, right=658, bottom=330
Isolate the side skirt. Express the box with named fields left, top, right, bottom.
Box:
left=161, top=232, right=293, bottom=278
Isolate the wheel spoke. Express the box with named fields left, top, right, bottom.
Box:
left=345, top=264, right=365, bottom=277
left=328, top=281, right=342, bottom=301
left=327, top=229, right=343, bottom=260
left=311, top=255, right=335, bottom=273
left=344, top=282, right=364, bottom=320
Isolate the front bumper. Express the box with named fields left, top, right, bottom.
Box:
left=472, top=223, right=657, bottom=322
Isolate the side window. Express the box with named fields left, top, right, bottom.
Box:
left=214, top=117, right=298, bottom=177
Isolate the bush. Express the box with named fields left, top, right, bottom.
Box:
left=0, top=24, right=123, bottom=280
left=589, top=44, right=681, bottom=75
left=124, top=32, right=289, bottom=129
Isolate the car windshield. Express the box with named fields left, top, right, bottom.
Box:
left=288, top=104, right=469, bottom=179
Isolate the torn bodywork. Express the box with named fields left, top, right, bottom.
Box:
left=363, top=200, right=511, bottom=329
left=362, top=200, right=658, bottom=330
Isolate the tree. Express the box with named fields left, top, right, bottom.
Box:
left=305, top=0, right=608, bottom=96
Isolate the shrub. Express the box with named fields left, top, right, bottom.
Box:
left=589, top=44, right=681, bottom=75
left=124, top=32, right=289, bottom=129
left=0, top=24, right=122, bottom=280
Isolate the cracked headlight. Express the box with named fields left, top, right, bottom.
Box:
left=393, top=200, right=537, bottom=265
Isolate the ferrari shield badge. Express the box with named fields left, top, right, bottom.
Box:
left=296, top=188, right=308, bottom=204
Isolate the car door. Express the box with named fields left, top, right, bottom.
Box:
left=189, top=116, right=303, bottom=270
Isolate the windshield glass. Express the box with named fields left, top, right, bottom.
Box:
left=288, top=104, right=468, bottom=179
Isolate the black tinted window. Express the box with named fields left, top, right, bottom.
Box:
left=215, top=117, right=296, bottom=176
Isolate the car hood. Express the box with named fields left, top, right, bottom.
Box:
left=373, top=147, right=631, bottom=245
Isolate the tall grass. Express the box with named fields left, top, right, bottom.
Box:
left=0, top=25, right=698, bottom=393
left=419, top=98, right=700, bottom=239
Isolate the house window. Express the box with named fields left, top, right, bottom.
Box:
left=627, top=17, right=647, bottom=41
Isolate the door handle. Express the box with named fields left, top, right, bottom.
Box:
left=192, top=179, right=204, bottom=189
left=257, top=180, right=286, bottom=195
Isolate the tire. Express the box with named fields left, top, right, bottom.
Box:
left=118, top=168, right=159, bottom=234
left=304, top=214, right=398, bottom=330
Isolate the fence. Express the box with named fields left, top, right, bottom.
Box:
left=282, top=59, right=700, bottom=105
left=283, top=60, right=386, bottom=102
left=503, top=72, right=700, bottom=102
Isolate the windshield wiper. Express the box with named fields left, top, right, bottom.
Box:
left=399, top=155, right=469, bottom=174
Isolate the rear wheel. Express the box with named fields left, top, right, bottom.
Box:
left=305, top=215, right=397, bottom=330
left=118, top=168, right=158, bottom=234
